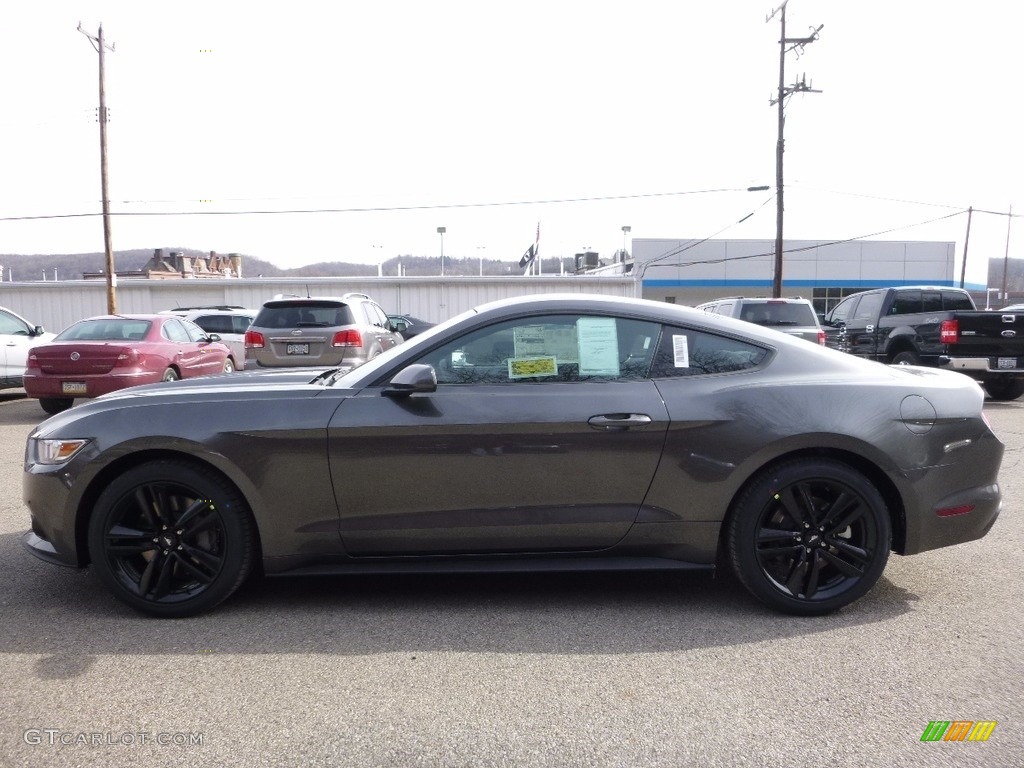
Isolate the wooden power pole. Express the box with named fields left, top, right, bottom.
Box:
left=767, top=2, right=822, bottom=298
left=78, top=22, right=117, bottom=314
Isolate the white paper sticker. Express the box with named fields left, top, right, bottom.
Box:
left=673, top=335, right=690, bottom=368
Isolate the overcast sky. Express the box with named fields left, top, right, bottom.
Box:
left=1, top=1, right=1021, bottom=285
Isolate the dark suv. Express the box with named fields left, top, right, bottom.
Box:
left=244, top=293, right=402, bottom=370
left=695, top=297, right=825, bottom=345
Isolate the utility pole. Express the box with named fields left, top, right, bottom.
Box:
left=767, top=2, right=822, bottom=297
left=78, top=22, right=117, bottom=313
left=1001, top=205, right=1013, bottom=303
left=959, top=206, right=973, bottom=289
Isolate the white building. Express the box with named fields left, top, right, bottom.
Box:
left=632, top=238, right=964, bottom=314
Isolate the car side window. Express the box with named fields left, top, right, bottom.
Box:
left=890, top=290, right=921, bottom=314
left=233, top=316, right=254, bottom=333
left=650, top=326, right=769, bottom=378
left=852, top=293, right=883, bottom=323
left=368, top=302, right=389, bottom=328
left=827, top=295, right=859, bottom=326
left=943, top=291, right=974, bottom=311
left=162, top=318, right=191, bottom=343
left=416, top=314, right=661, bottom=385
left=195, top=315, right=232, bottom=335
left=181, top=319, right=209, bottom=342
left=0, top=310, right=30, bottom=336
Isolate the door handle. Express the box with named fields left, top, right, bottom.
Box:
left=588, top=413, right=652, bottom=431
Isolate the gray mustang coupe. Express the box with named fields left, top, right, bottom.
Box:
left=22, top=294, right=1003, bottom=617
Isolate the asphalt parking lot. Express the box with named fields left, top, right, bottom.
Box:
left=0, top=390, right=1021, bottom=767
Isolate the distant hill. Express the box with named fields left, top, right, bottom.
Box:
left=0, top=249, right=575, bottom=281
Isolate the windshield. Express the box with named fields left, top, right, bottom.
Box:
left=56, top=318, right=152, bottom=341
left=328, top=306, right=479, bottom=387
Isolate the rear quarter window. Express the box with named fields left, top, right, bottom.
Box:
left=650, top=327, right=769, bottom=377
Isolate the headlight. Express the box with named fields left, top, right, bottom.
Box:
left=29, top=438, right=90, bottom=465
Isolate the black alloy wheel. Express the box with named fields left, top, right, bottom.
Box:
left=728, top=459, right=891, bottom=615
left=87, top=461, right=256, bottom=617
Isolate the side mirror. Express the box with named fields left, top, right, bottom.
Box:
left=383, top=363, right=437, bottom=397
left=207, top=333, right=222, bottom=342
left=32, top=325, right=46, bottom=336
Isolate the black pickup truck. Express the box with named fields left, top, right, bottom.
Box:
left=822, top=285, right=1024, bottom=400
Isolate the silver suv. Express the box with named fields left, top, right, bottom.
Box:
left=244, top=293, right=403, bottom=370
left=160, top=306, right=256, bottom=369
left=695, top=296, right=825, bottom=345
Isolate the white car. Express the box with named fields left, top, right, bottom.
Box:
left=160, top=305, right=257, bottom=370
left=1, top=306, right=55, bottom=389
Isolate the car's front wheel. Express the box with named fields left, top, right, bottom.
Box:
left=727, top=459, right=891, bottom=615
left=87, top=460, right=257, bottom=617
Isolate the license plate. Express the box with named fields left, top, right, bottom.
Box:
left=62, top=381, right=87, bottom=395
left=286, top=343, right=309, bottom=355
left=998, top=357, right=1017, bottom=369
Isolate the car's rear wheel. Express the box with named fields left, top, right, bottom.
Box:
left=161, top=368, right=179, bottom=382
left=87, top=460, right=256, bottom=617
left=984, top=378, right=1024, bottom=401
left=39, top=397, right=74, bottom=415
left=727, top=458, right=891, bottom=615
left=891, top=350, right=921, bottom=365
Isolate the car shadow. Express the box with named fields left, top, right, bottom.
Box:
left=0, top=531, right=916, bottom=678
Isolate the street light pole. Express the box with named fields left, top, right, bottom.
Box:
left=621, top=225, right=631, bottom=263
left=437, top=226, right=446, bottom=276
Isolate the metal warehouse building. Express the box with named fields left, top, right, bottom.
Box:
left=633, top=238, right=962, bottom=315
left=0, top=275, right=637, bottom=336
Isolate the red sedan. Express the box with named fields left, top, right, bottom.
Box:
left=24, top=314, right=235, bottom=415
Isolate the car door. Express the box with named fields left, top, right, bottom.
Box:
left=1, top=308, right=31, bottom=382
left=824, top=293, right=881, bottom=358
left=327, top=313, right=669, bottom=556
left=162, top=318, right=213, bottom=377
left=366, top=301, right=402, bottom=352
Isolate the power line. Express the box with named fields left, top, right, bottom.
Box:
left=0, top=187, right=773, bottom=222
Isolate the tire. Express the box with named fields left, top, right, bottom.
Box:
left=87, top=460, right=257, bottom=617
left=223, top=358, right=235, bottom=374
left=891, top=350, right=921, bottom=366
left=161, top=368, right=179, bottom=382
left=39, top=397, right=74, bottom=415
left=727, top=458, right=891, bottom=615
left=984, top=378, right=1024, bottom=401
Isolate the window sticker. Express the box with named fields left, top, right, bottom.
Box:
left=673, top=334, right=690, bottom=368
left=509, top=356, right=558, bottom=379
left=513, top=325, right=578, bottom=362
left=577, top=317, right=620, bottom=376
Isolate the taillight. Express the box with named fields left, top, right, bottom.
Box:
left=26, top=353, right=40, bottom=370
left=817, top=329, right=826, bottom=346
left=115, top=348, right=140, bottom=366
left=940, top=319, right=959, bottom=344
left=332, top=329, right=362, bottom=347
left=244, top=330, right=265, bottom=349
